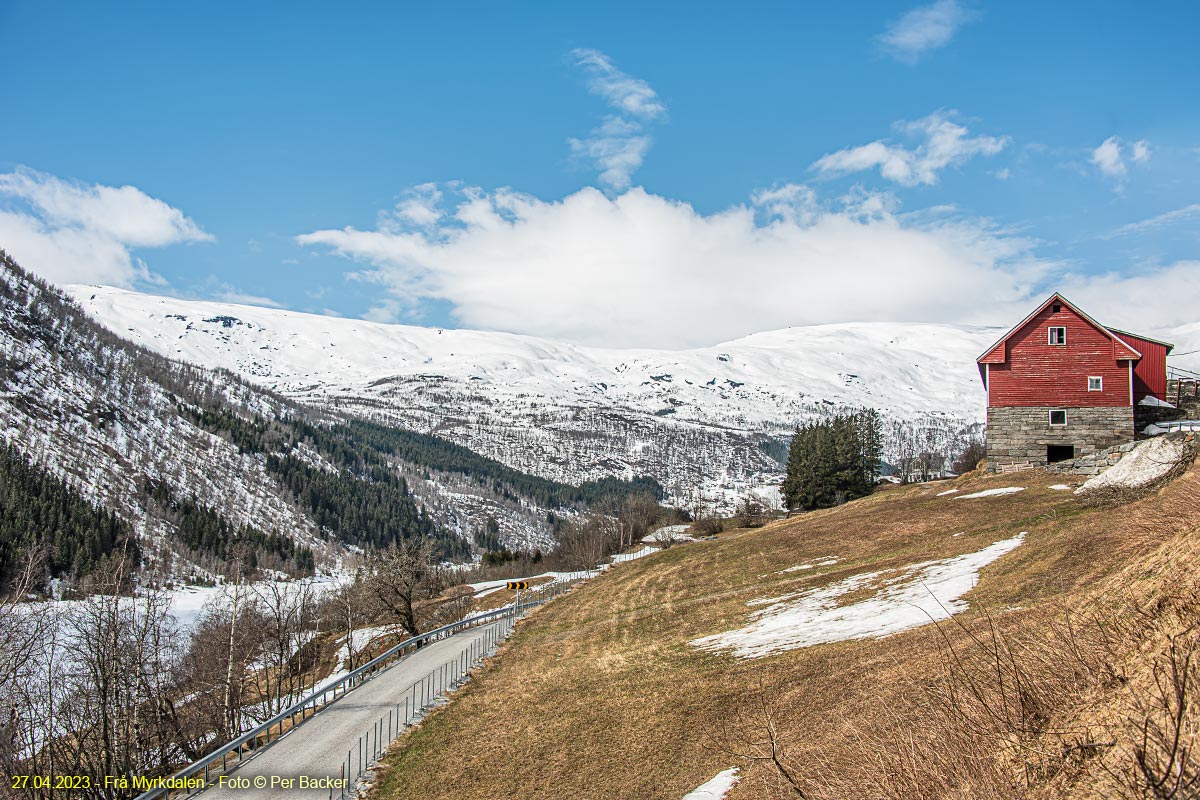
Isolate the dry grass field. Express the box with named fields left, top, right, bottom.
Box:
left=369, top=458, right=1200, bottom=800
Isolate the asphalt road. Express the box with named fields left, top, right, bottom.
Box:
left=199, top=619, right=508, bottom=800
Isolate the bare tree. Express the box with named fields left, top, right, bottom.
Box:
left=329, top=580, right=369, bottom=671
left=363, top=539, right=437, bottom=638
left=734, top=495, right=769, bottom=528
left=248, top=581, right=318, bottom=719
left=39, top=556, right=182, bottom=800
left=554, top=514, right=618, bottom=571
left=619, top=493, right=660, bottom=549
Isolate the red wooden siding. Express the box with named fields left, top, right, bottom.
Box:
left=1116, top=333, right=1170, bottom=402
left=986, top=303, right=1132, bottom=408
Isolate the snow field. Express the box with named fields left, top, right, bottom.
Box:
left=691, top=533, right=1026, bottom=658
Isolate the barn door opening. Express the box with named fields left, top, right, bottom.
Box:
left=1047, top=445, right=1075, bottom=463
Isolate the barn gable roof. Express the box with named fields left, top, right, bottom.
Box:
left=976, top=293, right=1143, bottom=382
left=1107, top=328, right=1175, bottom=353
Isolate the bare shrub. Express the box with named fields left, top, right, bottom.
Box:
left=1113, top=632, right=1200, bottom=799
left=700, top=672, right=808, bottom=798
left=734, top=495, right=769, bottom=528
left=692, top=516, right=725, bottom=537
left=653, top=526, right=682, bottom=549
left=786, top=606, right=1135, bottom=800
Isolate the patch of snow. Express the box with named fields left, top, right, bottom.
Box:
left=691, top=533, right=1026, bottom=658
left=953, top=487, right=1025, bottom=500
left=1138, top=395, right=1176, bottom=408
left=1048, top=484, right=1072, bottom=491
left=339, top=625, right=392, bottom=666
left=935, top=488, right=959, bottom=496
left=642, top=524, right=695, bottom=543
left=780, top=556, right=840, bottom=574
left=1076, top=436, right=1187, bottom=495
left=682, top=768, right=741, bottom=800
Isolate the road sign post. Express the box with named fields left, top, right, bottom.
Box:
left=506, top=581, right=529, bottom=614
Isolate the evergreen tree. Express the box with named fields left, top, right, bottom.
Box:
left=782, top=409, right=883, bottom=512
left=0, top=442, right=139, bottom=591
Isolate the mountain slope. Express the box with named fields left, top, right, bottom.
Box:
left=1, top=261, right=327, bottom=580
left=68, top=285, right=1004, bottom=506
left=1, top=254, right=667, bottom=582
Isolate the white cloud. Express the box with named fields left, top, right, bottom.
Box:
left=386, top=183, right=445, bottom=228
left=215, top=289, right=284, bottom=308
left=568, top=119, right=652, bottom=193
left=880, top=0, right=976, bottom=63
left=1057, top=260, right=1200, bottom=333
left=750, top=184, right=820, bottom=226
left=811, top=111, right=1009, bottom=186
left=571, top=49, right=665, bottom=121
left=1104, top=203, right=1200, bottom=239
left=297, top=183, right=1053, bottom=349
left=569, top=49, right=666, bottom=191
left=0, top=166, right=211, bottom=287
left=1091, top=136, right=1126, bottom=178
left=1091, top=136, right=1151, bottom=183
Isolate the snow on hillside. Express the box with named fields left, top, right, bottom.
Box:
left=67, top=286, right=1001, bottom=507
left=0, top=270, right=328, bottom=576
left=690, top=533, right=1026, bottom=658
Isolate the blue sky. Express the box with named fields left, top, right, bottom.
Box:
left=1, top=0, right=1198, bottom=347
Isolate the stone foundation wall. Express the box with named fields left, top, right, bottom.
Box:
left=1044, top=440, right=1137, bottom=475
left=987, top=405, right=1133, bottom=472
left=1135, top=401, right=1183, bottom=433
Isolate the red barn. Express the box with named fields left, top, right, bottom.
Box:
left=977, top=293, right=1173, bottom=470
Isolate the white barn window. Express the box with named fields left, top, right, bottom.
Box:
left=1048, top=327, right=1067, bottom=345
left=1049, top=409, right=1067, bottom=426
left=1088, top=376, right=1102, bottom=391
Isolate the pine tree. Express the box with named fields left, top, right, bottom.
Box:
left=782, top=410, right=883, bottom=513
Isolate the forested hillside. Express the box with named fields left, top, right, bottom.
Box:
left=0, top=442, right=137, bottom=590
left=0, top=252, right=658, bottom=589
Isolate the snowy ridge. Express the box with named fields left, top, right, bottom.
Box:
left=68, top=285, right=1002, bottom=506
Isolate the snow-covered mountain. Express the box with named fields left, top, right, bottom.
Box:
left=2, top=255, right=615, bottom=581
left=68, top=285, right=1004, bottom=507
left=0, top=264, right=325, bottom=580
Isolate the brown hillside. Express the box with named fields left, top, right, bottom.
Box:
left=369, top=461, right=1200, bottom=800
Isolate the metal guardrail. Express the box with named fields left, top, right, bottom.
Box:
left=335, top=612, right=515, bottom=798
left=135, top=579, right=571, bottom=800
